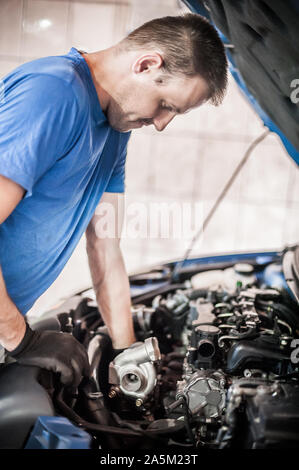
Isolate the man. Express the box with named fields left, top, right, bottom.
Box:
left=0, top=14, right=227, bottom=387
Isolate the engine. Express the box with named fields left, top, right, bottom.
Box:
left=79, top=260, right=299, bottom=449
left=1, top=257, right=299, bottom=449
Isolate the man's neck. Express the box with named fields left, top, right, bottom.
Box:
left=81, top=50, right=111, bottom=113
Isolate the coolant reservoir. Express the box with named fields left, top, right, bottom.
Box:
left=223, top=263, right=256, bottom=292
left=191, top=263, right=256, bottom=293
left=191, top=269, right=225, bottom=290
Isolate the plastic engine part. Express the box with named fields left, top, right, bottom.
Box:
left=25, top=416, right=91, bottom=449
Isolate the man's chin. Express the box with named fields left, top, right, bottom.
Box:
left=108, top=116, right=144, bottom=132
left=109, top=121, right=134, bottom=133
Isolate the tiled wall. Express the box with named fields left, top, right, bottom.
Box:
left=0, top=0, right=298, bottom=316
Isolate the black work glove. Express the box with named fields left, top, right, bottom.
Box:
left=111, top=347, right=125, bottom=361
left=7, top=323, right=90, bottom=388
left=93, top=333, right=125, bottom=396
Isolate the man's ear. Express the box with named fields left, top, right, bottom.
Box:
left=132, top=53, right=163, bottom=74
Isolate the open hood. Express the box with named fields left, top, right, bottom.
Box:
left=183, top=0, right=299, bottom=165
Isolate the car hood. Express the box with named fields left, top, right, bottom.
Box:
left=183, top=0, right=299, bottom=165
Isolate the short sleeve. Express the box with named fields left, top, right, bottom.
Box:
left=0, top=72, right=79, bottom=197
left=105, top=131, right=131, bottom=194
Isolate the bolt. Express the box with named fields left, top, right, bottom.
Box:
left=135, top=398, right=143, bottom=407
left=108, top=389, right=117, bottom=399
left=128, top=374, right=138, bottom=382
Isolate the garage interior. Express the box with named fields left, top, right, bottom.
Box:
left=0, top=0, right=298, bottom=318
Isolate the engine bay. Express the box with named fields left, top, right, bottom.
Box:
left=1, top=247, right=299, bottom=449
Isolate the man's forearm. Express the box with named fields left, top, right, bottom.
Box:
left=86, top=235, right=136, bottom=349
left=0, top=264, right=26, bottom=351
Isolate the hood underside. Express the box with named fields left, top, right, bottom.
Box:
left=183, top=0, right=299, bottom=165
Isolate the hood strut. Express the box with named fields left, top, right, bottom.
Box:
left=172, top=129, right=270, bottom=282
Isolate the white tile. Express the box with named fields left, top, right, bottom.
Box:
left=200, top=200, right=239, bottom=253
left=245, top=102, right=265, bottom=137
left=0, top=60, right=20, bottom=79
left=121, top=238, right=145, bottom=273
left=165, top=103, right=209, bottom=135
left=27, top=234, right=92, bottom=317
left=125, top=132, right=154, bottom=193
left=235, top=203, right=286, bottom=251
left=121, top=224, right=191, bottom=273
left=113, top=4, right=131, bottom=44
left=201, top=74, right=252, bottom=138
left=128, top=0, right=179, bottom=33
left=68, top=2, right=116, bottom=52
left=0, top=0, right=23, bottom=56
left=151, top=134, right=206, bottom=198
left=229, top=76, right=265, bottom=138
left=137, top=238, right=190, bottom=268
left=21, top=0, right=69, bottom=58
left=238, top=139, right=292, bottom=204
left=194, top=139, right=248, bottom=202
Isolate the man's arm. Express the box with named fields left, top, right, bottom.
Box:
left=0, top=175, right=26, bottom=351
left=0, top=175, right=90, bottom=386
left=86, top=192, right=136, bottom=349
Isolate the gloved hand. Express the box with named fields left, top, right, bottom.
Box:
left=6, top=323, right=90, bottom=388
left=111, top=347, right=125, bottom=361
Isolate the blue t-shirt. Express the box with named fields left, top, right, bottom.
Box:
left=0, top=47, right=131, bottom=314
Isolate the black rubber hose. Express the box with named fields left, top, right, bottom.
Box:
left=256, top=299, right=299, bottom=331
left=272, top=303, right=299, bottom=330
left=187, top=289, right=209, bottom=300
left=78, top=378, right=122, bottom=448
left=54, top=389, right=185, bottom=441
left=54, top=388, right=143, bottom=438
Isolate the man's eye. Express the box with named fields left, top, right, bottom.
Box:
left=161, top=102, right=173, bottom=112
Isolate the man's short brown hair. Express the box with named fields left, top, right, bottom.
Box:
left=120, top=13, right=228, bottom=106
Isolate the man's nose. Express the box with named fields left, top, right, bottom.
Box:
left=153, top=111, right=176, bottom=132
